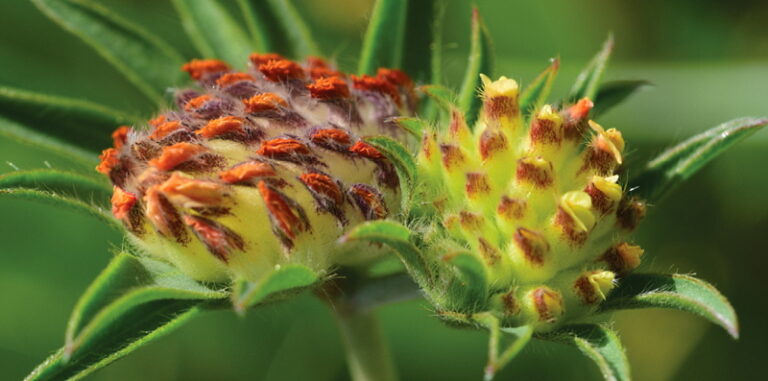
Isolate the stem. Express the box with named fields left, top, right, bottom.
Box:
left=335, top=309, right=398, bottom=381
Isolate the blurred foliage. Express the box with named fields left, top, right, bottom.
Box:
left=0, top=0, right=765, bottom=380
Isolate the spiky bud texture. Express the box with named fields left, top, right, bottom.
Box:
left=418, top=74, right=646, bottom=331
left=98, top=54, right=416, bottom=281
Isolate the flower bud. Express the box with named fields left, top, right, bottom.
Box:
left=97, top=55, right=415, bottom=281
left=573, top=270, right=616, bottom=304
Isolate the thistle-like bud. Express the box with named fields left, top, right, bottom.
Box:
left=416, top=74, right=647, bottom=332
left=97, top=55, right=416, bottom=281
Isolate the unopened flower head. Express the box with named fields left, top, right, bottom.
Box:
left=417, top=74, right=646, bottom=331
left=98, top=54, right=416, bottom=281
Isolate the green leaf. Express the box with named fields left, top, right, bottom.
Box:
left=342, top=220, right=430, bottom=286
left=400, top=0, right=437, bottom=82
left=630, top=117, right=768, bottom=202
left=237, top=0, right=320, bottom=58
left=600, top=273, right=739, bottom=339
left=569, top=34, right=614, bottom=102
left=546, top=324, right=630, bottom=381
left=0, top=116, right=98, bottom=171
left=421, top=84, right=458, bottom=115
left=392, top=117, right=429, bottom=137
left=25, top=253, right=227, bottom=381
left=362, top=136, right=416, bottom=210
left=235, top=0, right=271, bottom=52
left=265, top=0, right=320, bottom=58
left=419, top=1, right=446, bottom=121
left=592, top=80, right=650, bottom=117
left=232, top=265, right=319, bottom=313
left=445, top=252, right=488, bottom=311
left=519, top=58, right=560, bottom=116
left=458, top=7, right=494, bottom=128
left=0, top=188, right=120, bottom=232
left=32, top=0, right=186, bottom=104
left=0, top=85, right=141, bottom=152
left=0, top=169, right=111, bottom=205
left=477, top=315, right=533, bottom=381
left=172, top=0, right=253, bottom=68
left=358, top=0, right=408, bottom=74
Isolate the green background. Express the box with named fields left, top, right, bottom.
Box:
left=0, top=0, right=766, bottom=380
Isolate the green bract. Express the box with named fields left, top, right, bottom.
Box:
left=0, top=1, right=762, bottom=380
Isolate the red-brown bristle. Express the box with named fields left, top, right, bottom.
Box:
left=197, top=116, right=245, bottom=139
left=259, top=59, right=305, bottom=81
left=307, top=76, right=349, bottom=99
left=243, top=93, right=287, bottom=113
left=182, top=59, right=230, bottom=80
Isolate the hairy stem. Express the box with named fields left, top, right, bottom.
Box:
left=335, top=309, right=398, bottom=381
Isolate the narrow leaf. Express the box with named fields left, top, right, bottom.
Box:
left=393, top=117, right=429, bottom=137
left=237, top=0, right=319, bottom=58
left=519, top=58, right=560, bottom=116
left=445, top=252, right=487, bottom=311
left=0, top=169, right=111, bottom=205
left=235, top=0, right=271, bottom=52
left=546, top=324, right=630, bottom=381
left=32, top=0, right=186, bottom=103
left=600, top=273, right=739, bottom=339
left=26, top=309, right=198, bottom=381
left=358, top=0, right=408, bottom=74
left=265, top=0, right=320, bottom=58
left=421, top=84, right=458, bottom=114
left=0, top=188, right=120, bottom=232
left=26, top=253, right=225, bottom=381
left=592, top=80, right=650, bottom=117
left=172, top=0, right=253, bottom=67
left=342, top=220, right=430, bottom=285
left=458, top=7, right=494, bottom=128
left=401, top=0, right=436, bottom=82
left=419, top=0, right=446, bottom=121
left=363, top=136, right=416, bottom=210
left=569, top=34, right=614, bottom=102
left=0, top=116, right=98, bottom=171
left=232, top=265, right=319, bottom=313
left=0, top=86, right=141, bottom=152
left=630, top=117, right=767, bottom=202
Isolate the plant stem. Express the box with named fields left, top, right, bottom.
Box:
left=334, top=308, right=398, bottom=381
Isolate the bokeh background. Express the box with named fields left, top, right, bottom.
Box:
left=1, top=0, right=767, bottom=380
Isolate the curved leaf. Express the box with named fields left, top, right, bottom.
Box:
left=600, top=273, right=739, bottom=338
left=401, top=0, right=437, bottom=82
left=265, top=0, right=320, bottom=58
left=519, top=58, right=560, bottom=116
left=477, top=315, right=533, bottom=381
left=0, top=115, right=98, bottom=170
left=172, top=0, right=253, bottom=68
left=32, top=0, right=186, bottom=104
left=0, top=86, right=141, bottom=152
left=545, top=324, right=630, bottom=381
left=458, top=7, right=494, bottom=129
left=362, top=136, right=416, bottom=210
left=0, top=169, right=111, bottom=205
left=358, top=0, right=408, bottom=74
left=592, top=80, right=651, bottom=117
left=237, top=0, right=320, bottom=59
left=630, top=117, right=768, bottom=202
left=342, top=220, right=430, bottom=286
left=419, top=0, right=446, bottom=121
left=421, top=84, right=458, bottom=119
left=393, top=117, right=429, bottom=138
left=569, top=34, right=614, bottom=102
left=25, top=253, right=226, bottom=381
left=235, top=0, right=271, bottom=52
left=445, top=251, right=487, bottom=311
left=232, top=265, right=319, bottom=313
left=0, top=188, right=120, bottom=232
